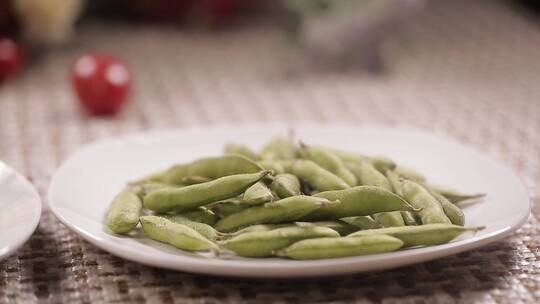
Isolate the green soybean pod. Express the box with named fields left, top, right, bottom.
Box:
left=373, top=212, right=406, bottom=227
left=348, top=224, right=484, bottom=247
left=276, top=235, right=403, bottom=260
left=340, top=216, right=381, bottom=230
left=386, top=170, right=404, bottom=196
left=385, top=171, right=417, bottom=226
left=292, top=160, right=350, bottom=191
left=144, top=171, right=269, bottom=213
left=347, top=161, right=392, bottom=191
left=140, top=216, right=218, bottom=251
left=323, top=148, right=396, bottom=173
left=223, top=143, right=260, bottom=161
left=326, top=148, right=366, bottom=163
left=162, top=215, right=220, bottom=240
left=164, top=155, right=261, bottom=185
left=228, top=223, right=294, bottom=236
left=303, top=186, right=418, bottom=221
left=180, top=176, right=212, bottom=185
left=257, top=160, right=294, bottom=174
left=127, top=184, right=146, bottom=199
left=270, top=173, right=302, bottom=198
left=222, top=226, right=339, bottom=257
left=300, top=145, right=357, bottom=186
left=363, top=166, right=400, bottom=233
left=243, top=182, right=274, bottom=205
left=400, top=211, right=418, bottom=226
left=257, top=160, right=285, bottom=175
left=368, top=156, right=397, bottom=173
left=431, top=191, right=465, bottom=226
left=106, top=190, right=143, bottom=234
left=295, top=221, right=359, bottom=236
left=428, top=184, right=486, bottom=204
left=394, top=165, right=426, bottom=182
left=207, top=198, right=250, bottom=218
left=177, top=207, right=218, bottom=226
left=401, top=180, right=451, bottom=224
left=260, top=136, right=299, bottom=160
left=215, top=196, right=338, bottom=233
left=140, top=182, right=175, bottom=195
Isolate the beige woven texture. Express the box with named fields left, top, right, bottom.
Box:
left=1, top=0, right=540, bottom=303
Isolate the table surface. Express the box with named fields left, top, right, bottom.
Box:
left=1, top=0, right=540, bottom=303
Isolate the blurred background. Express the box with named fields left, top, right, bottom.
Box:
left=2, top=1, right=540, bottom=303
left=1, top=0, right=539, bottom=195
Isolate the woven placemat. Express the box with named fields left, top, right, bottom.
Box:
left=1, top=0, right=540, bottom=303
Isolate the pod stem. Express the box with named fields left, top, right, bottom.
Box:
left=272, top=249, right=286, bottom=257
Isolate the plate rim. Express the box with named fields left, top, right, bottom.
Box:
left=47, top=123, right=531, bottom=278
left=0, top=161, right=42, bottom=261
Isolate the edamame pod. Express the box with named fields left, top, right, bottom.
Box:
left=257, top=161, right=285, bottom=175
left=340, top=216, right=381, bottom=230
left=222, top=226, right=339, bottom=257
left=345, top=146, right=400, bottom=228
left=257, top=160, right=294, bottom=175
left=386, top=170, right=403, bottom=196
left=139, top=182, right=174, bottom=196
left=303, top=186, right=418, bottom=221
left=300, top=145, right=357, bottom=186
left=387, top=171, right=417, bottom=226
left=106, top=190, right=143, bottom=234
left=140, top=216, right=218, bottom=251
left=208, top=199, right=250, bottom=218
left=349, top=161, right=405, bottom=227
left=276, top=235, right=403, bottom=260
left=368, top=156, right=396, bottom=173
left=400, top=211, right=418, bottom=226
left=292, top=160, right=350, bottom=191
left=164, top=155, right=261, bottom=185
left=347, top=161, right=392, bottom=191
left=326, top=148, right=365, bottom=163
left=228, top=223, right=294, bottom=236
left=144, top=171, right=270, bottom=213
left=260, top=137, right=298, bottom=160
left=431, top=191, right=465, bottom=226
left=401, top=180, right=451, bottom=224
left=373, top=212, right=406, bottom=227
left=295, top=221, right=358, bottom=236
left=428, top=184, right=486, bottom=204
left=215, top=196, right=339, bottom=232
left=181, top=176, right=212, bottom=185
left=223, top=143, right=260, bottom=161
left=162, top=215, right=220, bottom=240
left=177, top=207, right=218, bottom=226
left=243, top=182, right=274, bottom=205
left=270, top=173, right=302, bottom=198
left=324, top=148, right=396, bottom=173
left=394, top=165, right=426, bottom=182
left=348, top=224, right=483, bottom=247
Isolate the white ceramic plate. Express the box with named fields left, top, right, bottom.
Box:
left=0, top=161, right=42, bottom=260
left=48, top=124, right=530, bottom=278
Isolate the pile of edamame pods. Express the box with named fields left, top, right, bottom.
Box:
left=106, top=136, right=486, bottom=260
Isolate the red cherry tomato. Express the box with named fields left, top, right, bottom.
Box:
left=71, top=54, right=132, bottom=115
left=0, top=38, right=25, bottom=82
